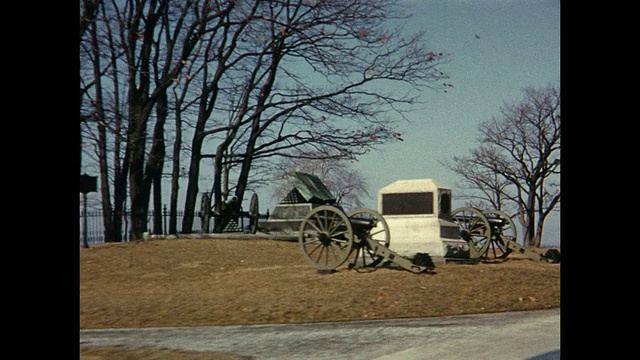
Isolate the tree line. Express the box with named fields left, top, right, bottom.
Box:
left=79, top=0, right=452, bottom=241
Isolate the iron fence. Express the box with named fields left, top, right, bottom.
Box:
left=79, top=205, right=250, bottom=246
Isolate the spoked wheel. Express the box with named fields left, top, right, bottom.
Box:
left=347, top=209, right=390, bottom=269
left=482, top=209, right=516, bottom=261
left=298, top=205, right=354, bottom=271
left=451, top=207, right=492, bottom=259
left=248, top=193, right=259, bottom=234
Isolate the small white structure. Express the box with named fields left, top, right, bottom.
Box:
left=378, top=179, right=468, bottom=264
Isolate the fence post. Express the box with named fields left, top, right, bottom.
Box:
left=82, top=193, right=89, bottom=248
left=163, top=204, right=167, bottom=235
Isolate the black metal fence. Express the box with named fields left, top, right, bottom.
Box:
left=79, top=205, right=252, bottom=246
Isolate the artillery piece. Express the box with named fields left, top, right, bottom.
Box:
left=199, top=192, right=260, bottom=234
left=298, top=205, right=435, bottom=273
left=450, top=207, right=559, bottom=263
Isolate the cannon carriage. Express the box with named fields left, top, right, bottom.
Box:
left=450, top=207, right=560, bottom=263
left=297, top=205, right=436, bottom=273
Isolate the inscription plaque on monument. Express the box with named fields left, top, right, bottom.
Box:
left=382, top=192, right=434, bottom=215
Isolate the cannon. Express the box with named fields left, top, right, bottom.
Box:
left=199, top=192, right=260, bottom=234
left=298, top=205, right=435, bottom=273
left=297, top=204, right=558, bottom=273
left=450, top=207, right=559, bottom=263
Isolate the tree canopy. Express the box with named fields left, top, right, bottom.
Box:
left=80, top=0, right=452, bottom=239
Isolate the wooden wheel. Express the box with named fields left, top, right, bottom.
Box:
left=298, top=205, right=354, bottom=271
left=451, top=207, right=492, bottom=259
left=482, top=209, right=516, bottom=260
left=248, top=193, right=259, bottom=234
left=347, top=209, right=390, bottom=269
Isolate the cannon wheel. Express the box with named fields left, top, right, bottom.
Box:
left=248, top=193, right=259, bottom=234
left=347, top=209, right=390, bottom=269
left=451, top=207, right=492, bottom=259
left=482, top=209, right=516, bottom=261
left=298, top=205, right=354, bottom=271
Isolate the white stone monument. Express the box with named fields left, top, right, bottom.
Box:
left=378, top=179, right=468, bottom=264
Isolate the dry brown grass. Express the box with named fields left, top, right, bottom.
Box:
left=79, top=238, right=560, bottom=359
left=79, top=346, right=253, bottom=360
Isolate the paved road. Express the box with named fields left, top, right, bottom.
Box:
left=80, top=308, right=560, bottom=360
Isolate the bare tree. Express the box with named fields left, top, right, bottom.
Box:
left=81, top=0, right=222, bottom=240
left=442, top=83, right=560, bottom=248
left=176, top=0, right=451, bottom=232
left=81, top=0, right=451, bottom=239
left=80, top=0, right=101, bottom=41
left=81, top=0, right=131, bottom=242
left=442, top=155, right=511, bottom=211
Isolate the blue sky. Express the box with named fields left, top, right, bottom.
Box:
left=344, top=0, right=561, bottom=246
left=232, top=0, right=561, bottom=246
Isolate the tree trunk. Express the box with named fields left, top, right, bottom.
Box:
left=108, top=15, right=125, bottom=242
left=152, top=93, right=168, bottom=235
left=89, top=16, right=117, bottom=243
left=233, top=48, right=282, bottom=208
left=181, top=62, right=227, bottom=234
left=127, top=105, right=149, bottom=240
left=523, top=205, right=537, bottom=248
left=533, top=218, right=545, bottom=248
left=212, top=150, right=225, bottom=233
left=168, top=105, right=182, bottom=235
left=200, top=192, right=211, bottom=233
left=111, top=149, right=129, bottom=242
left=181, top=132, right=205, bottom=234
left=152, top=171, right=163, bottom=235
